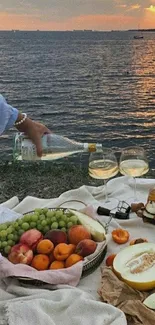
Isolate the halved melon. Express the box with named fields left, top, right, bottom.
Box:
left=113, top=243, right=155, bottom=291
left=68, top=209, right=106, bottom=242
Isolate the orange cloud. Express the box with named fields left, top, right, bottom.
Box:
left=131, top=5, right=141, bottom=9
left=0, top=10, right=154, bottom=31
left=68, top=14, right=135, bottom=30
left=116, top=3, right=140, bottom=10
left=127, top=4, right=141, bottom=11
left=0, top=12, right=138, bottom=31
left=0, top=11, right=40, bottom=30
left=116, top=4, right=127, bottom=8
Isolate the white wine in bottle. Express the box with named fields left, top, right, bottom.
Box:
left=13, top=133, right=103, bottom=161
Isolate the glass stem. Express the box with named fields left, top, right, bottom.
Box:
left=133, top=177, right=137, bottom=201
left=104, top=179, right=108, bottom=202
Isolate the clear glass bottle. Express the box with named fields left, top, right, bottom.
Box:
left=13, top=133, right=103, bottom=161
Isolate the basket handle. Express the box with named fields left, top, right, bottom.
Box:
left=55, top=201, right=110, bottom=234
left=56, top=200, right=87, bottom=208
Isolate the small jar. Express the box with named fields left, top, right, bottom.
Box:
left=142, top=187, right=155, bottom=224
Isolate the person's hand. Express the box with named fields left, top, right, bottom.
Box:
left=16, top=117, right=51, bottom=157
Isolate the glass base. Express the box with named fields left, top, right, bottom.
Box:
left=125, top=196, right=140, bottom=205
left=101, top=198, right=119, bottom=211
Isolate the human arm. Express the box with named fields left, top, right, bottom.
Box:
left=0, top=94, right=18, bottom=135
left=0, top=95, right=50, bottom=157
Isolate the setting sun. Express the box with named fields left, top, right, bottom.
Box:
left=146, top=5, right=155, bottom=12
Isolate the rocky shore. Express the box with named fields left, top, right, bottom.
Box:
left=0, top=160, right=91, bottom=203
left=0, top=160, right=154, bottom=204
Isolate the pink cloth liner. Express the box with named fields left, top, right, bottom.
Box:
left=0, top=253, right=83, bottom=286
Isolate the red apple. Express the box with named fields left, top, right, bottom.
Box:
left=20, top=229, right=43, bottom=250
left=75, top=239, right=97, bottom=257
left=8, top=243, right=33, bottom=265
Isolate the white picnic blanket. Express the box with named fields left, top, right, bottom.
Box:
left=0, top=175, right=155, bottom=325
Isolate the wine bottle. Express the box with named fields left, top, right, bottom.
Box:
left=13, top=133, right=102, bottom=161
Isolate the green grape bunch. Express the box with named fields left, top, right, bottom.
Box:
left=0, top=208, right=79, bottom=257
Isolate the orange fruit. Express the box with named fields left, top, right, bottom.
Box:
left=49, top=260, right=65, bottom=270
left=36, top=239, right=54, bottom=254
left=68, top=244, right=76, bottom=254
left=53, top=243, right=71, bottom=261
left=106, top=254, right=116, bottom=267
left=68, top=225, right=91, bottom=245
left=112, top=228, right=129, bottom=244
left=65, top=254, right=83, bottom=268
left=48, top=251, right=56, bottom=263
left=31, top=254, right=50, bottom=270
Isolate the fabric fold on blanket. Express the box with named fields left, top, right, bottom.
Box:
left=0, top=279, right=127, bottom=325
left=1, top=196, right=19, bottom=209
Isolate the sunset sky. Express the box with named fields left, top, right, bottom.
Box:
left=0, top=0, right=155, bottom=31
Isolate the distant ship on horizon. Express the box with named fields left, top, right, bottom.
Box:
left=133, top=34, right=143, bottom=39
left=133, top=24, right=144, bottom=39
left=73, top=29, right=93, bottom=32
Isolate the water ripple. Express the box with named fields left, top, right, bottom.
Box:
left=0, top=31, right=155, bottom=168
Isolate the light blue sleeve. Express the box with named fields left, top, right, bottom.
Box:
left=0, top=95, right=19, bottom=135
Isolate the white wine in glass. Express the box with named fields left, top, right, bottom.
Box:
left=119, top=146, right=149, bottom=201
left=89, top=148, right=119, bottom=205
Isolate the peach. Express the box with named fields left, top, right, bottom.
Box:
left=68, top=225, right=91, bottom=245
left=31, top=254, right=50, bottom=270
left=68, top=244, right=76, bottom=254
left=53, top=243, right=70, bottom=261
left=49, top=261, right=65, bottom=270
left=48, top=251, right=56, bottom=263
left=8, top=243, right=33, bottom=265
left=75, top=239, right=97, bottom=257
left=20, top=229, right=43, bottom=250
left=44, top=230, right=67, bottom=246
left=36, top=239, right=54, bottom=254
left=65, top=254, right=84, bottom=268
left=106, top=254, right=116, bottom=267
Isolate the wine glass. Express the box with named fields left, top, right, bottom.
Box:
left=88, top=148, right=119, bottom=207
left=119, top=146, right=149, bottom=201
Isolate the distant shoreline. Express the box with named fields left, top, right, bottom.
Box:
left=0, top=29, right=155, bottom=33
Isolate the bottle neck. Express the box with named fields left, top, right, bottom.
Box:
left=84, top=143, right=102, bottom=152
